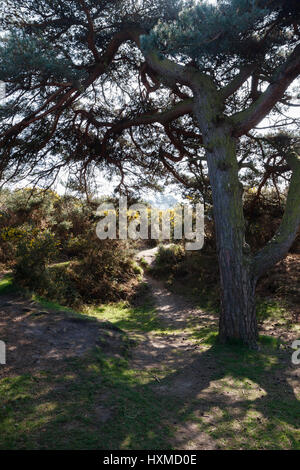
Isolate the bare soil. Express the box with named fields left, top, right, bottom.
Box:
left=0, top=291, right=125, bottom=379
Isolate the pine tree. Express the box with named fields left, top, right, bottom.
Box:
left=1, top=0, right=300, bottom=347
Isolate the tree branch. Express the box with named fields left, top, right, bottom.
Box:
left=78, top=0, right=100, bottom=61
left=134, top=32, right=217, bottom=92
left=98, top=99, right=194, bottom=157
left=104, top=99, right=193, bottom=136
left=160, top=152, right=192, bottom=187
left=221, top=64, right=257, bottom=100
left=140, top=63, right=160, bottom=94
left=0, top=29, right=141, bottom=143
left=85, top=30, right=141, bottom=85
left=254, top=149, right=300, bottom=278
left=233, top=43, right=300, bottom=136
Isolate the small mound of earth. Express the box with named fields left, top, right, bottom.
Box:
left=0, top=293, right=125, bottom=377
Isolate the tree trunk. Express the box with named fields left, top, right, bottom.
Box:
left=193, top=89, right=259, bottom=346
left=192, top=86, right=300, bottom=348
left=203, top=128, right=259, bottom=348
left=218, top=250, right=258, bottom=347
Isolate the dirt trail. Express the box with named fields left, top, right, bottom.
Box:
left=0, top=261, right=215, bottom=381
left=133, top=247, right=219, bottom=449
left=133, top=247, right=217, bottom=382
left=0, top=258, right=219, bottom=449
left=132, top=250, right=300, bottom=449
left=131, top=272, right=215, bottom=370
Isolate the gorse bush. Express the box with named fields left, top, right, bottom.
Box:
left=155, top=244, right=185, bottom=267
left=0, top=226, right=26, bottom=265
left=0, top=188, right=141, bottom=305
left=13, top=229, right=59, bottom=291
left=0, top=188, right=96, bottom=263
left=68, top=240, right=140, bottom=304
left=30, top=240, right=140, bottom=308
left=150, top=244, right=187, bottom=279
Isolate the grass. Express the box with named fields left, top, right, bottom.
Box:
left=0, top=352, right=181, bottom=450
left=82, top=298, right=162, bottom=334
left=183, top=342, right=300, bottom=450
left=0, top=286, right=180, bottom=449
left=0, top=274, right=299, bottom=449
left=31, top=294, right=75, bottom=313
left=0, top=274, right=15, bottom=295
left=1, top=337, right=298, bottom=449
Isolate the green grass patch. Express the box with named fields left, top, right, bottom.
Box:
left=1, top=340, right=298, bottom=450
left=31, top=294, right=74, bottom=314
left=0, top=274, right=16, bottom=295
left=83, top=299, right=163, bottom=334
left=256, top=298, right=290, bottom=324
left=189, top=326, right=218, bottom=346
left=181, top=342, right=300, bottom=450
left=1, top=268, right=299, bottom=450
left=0, top=351, right=180, bottom=450
left=259, top=334, right=281, bottom=349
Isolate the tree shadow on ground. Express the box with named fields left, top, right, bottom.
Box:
left=0, top=339, right=299, bottom=450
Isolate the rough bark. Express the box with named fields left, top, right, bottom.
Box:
left=193, top=90, right=259, bottom=347
left=205, top=134, right=258, bottom=347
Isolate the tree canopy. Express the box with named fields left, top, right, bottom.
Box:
left=0, top=0, right=299, bottom=196
left=1, top=0, right=300, bottom=346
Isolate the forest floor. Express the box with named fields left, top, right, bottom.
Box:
left=0, top=252, right=299, bottom=450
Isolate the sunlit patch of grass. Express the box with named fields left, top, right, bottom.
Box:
left=179, top=343, right=300, bottom=450
left=291, top=324, right=300, bottom=334
left=257, top=298, right=288, bottom=319
left=139, top=257, right=149, bottom=269
left=0, top=274, right=16, bottom=295
left=82, top=299, right=163, bottom=334
left=256, top=298, right=292, bottom=327
left=188, top=396, right=300, bottom=450
left=211, top=376, right=267, bottom=401
left=31, top=294, right=74, bottom=313
left=30, top=295, right=102, bottom=324
left=259, top=334, right=281, bottom=348
left=83, top=300, right=219, bottom=350
left=1, top=268, right=299, bottom=450
left=0, top=314, right=299, bottom=449
left=189, top=327, right=218, bottom=346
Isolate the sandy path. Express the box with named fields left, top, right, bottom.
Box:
left=132, top=247, right=219, bottom=449
left=132, top=247, right=217, bottom=375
